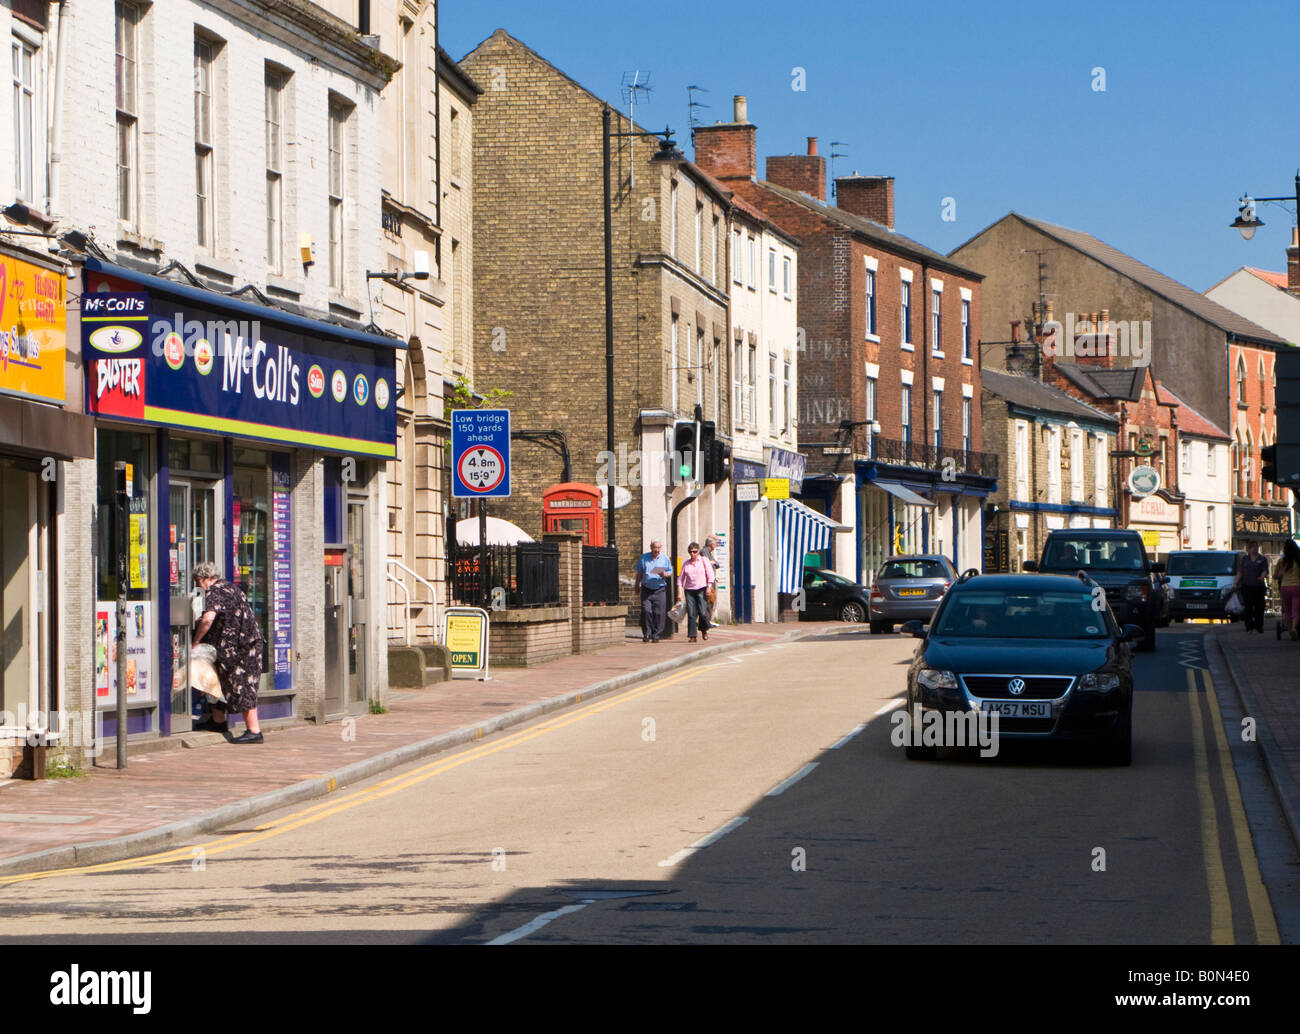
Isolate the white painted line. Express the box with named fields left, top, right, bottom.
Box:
left=657, top=816, right=749, bottom=868
left=766, top=762, right=819, bottom=796
left=831, top=723, right=868, bottom=749
left=874, top=698, right=905, bottom=717
left=487, top=903, right=589, bottom=945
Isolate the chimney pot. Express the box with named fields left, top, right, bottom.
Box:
left=807, top=137, right=818, bottom=156
left=734, top=95, right=747, bottom=123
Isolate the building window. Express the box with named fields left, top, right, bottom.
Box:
left=733, top=338, right=743, bottom=427
left=1259, top=358, right=1267, bottom=409
left=670, top=315, right=679, bottom=414
left=328, top=98, right=349, bottom=290
left=932, top=390, right=942, bottom=449
left=901, top=385, right=911, bottom=444
left=1180, top=439, right=1190, bottom=475
left=694, top=202, right=703, bottom=273
left=1207, top=505, right=1215, bottom=546
left=1070, top=428, right=1083, bottom=501
left=194, top=36, right=216, bottom=250
left=1015, top=421, right=1029, bottom=501
left=265, top=67, right=285, bottom=273
left=768, top=248, right=777, bottom=292
left=783, top=359, right=792, bottom=434
left=449, top=107, right=461, bottom=180
left=11, top=31, right=37, bottom=202
left=1047, top=427, right=1061, bottom=504
left=747, top=236, right=756, bottom=289
left=781, top=256, right=790, bottom=299
left=669, top=179, right=678, bottom=260
left=1237, top=355, right=1247, bottom=405
left=901, top=280, right=911, bottom=346
left=1207, top=442, right=1216, bottom=476
left=732, top=228, right=742, bottom=285
left=713, top=340, right=720, bottom=425
left=1095, top=437, right=1107, bottom=506
left=962, top=398, right=971, bottom=453
left=961, top=298, right=971, bottom=360
left=931, top=288, right=943, bottom=353
left=769, top=353, right=778, bottom=427
left=712, top=215, right=719, bottom=285
left=115, top=3, right=141, bottom=225
left=865, top=268, right=876, bottom=336
left=747, top=342, right=757, bottom=424
left=696, top=327, right=705, bottom=409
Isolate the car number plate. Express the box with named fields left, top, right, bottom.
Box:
left=1186, top=603, right=1209, bottom=609
left=898, top=589, right=926, bottom=597
left=982, top=700, right=1051, bottom=718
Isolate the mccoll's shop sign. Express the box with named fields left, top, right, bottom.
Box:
left=82, top=283, right=398, bottom=458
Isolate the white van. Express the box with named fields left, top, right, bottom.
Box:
left=1166, top=551, right=1238, bottom=621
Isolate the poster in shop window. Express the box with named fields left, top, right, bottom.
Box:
left=93, top=601, right=155, bottom=706
left=128, top=502, right=149, bottom=589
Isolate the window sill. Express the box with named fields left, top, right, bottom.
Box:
left=117, top=230, right=163, bottom=254
left=961, top=357, right=974, bottom=366
left=194, top=255, right=236, bottom=282
left=900, top=342, right=914, bottom=352
left=932, top=351, right=945, bottom=359
left=266, top=274, right=304, bottom=298
left=865, top=333, right=880, bottom=344
left=329, top=294, right=364, bottom=317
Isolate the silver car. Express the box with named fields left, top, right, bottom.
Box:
left=868, top=554, right=958, bottom=634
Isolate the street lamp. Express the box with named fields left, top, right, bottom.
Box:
left=1230, top=174, right=1300, bottom=242
left=602, top=107, right=684, bottom=545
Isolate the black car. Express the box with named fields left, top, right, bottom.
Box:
left=799, top=567, right=871, bottom=622
left=1024, top=529, right=1167, bottom=651
left=902, top=573, right=1138, bottom=765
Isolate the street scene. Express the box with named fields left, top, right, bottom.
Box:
left=1, top=0, right=1300, bottom=997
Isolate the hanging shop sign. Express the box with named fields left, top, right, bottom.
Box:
left=1127, top=465, right=1160, bottom=497
left=0, top=249, right=67, bottom=405
left=1232, top=506, right=1292, bottom=540
left=765, top=446, right=806, bottom=493
left=82, top=277, right=398, bottom=457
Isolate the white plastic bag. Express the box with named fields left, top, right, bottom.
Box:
left=1225, top=590, right=1243, bottom=617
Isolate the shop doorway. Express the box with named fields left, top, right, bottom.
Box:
left=168, top=479, right=220, bottom=733
left=324, top=495, right=370, bottom=718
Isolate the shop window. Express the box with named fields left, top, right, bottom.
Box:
left=232, top=447, right=283, bottom=683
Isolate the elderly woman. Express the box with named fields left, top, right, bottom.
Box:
left=191, top=561, right=265, bottom=743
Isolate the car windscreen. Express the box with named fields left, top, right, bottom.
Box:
left=878, top=559, right=949, bottom=580
left=931, top=588, right=1115, bottom=639
left=1042, top=537, right=1145, bottom=571
left=808, top=569, right=854, bottom=587
left=1167, top=553, right=1236, bottom=576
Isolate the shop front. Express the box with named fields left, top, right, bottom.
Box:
left=1128, top=491, right=1184, bottom=561
left=80, top=259, right=398, bottom=743
left=1231, top=504, right=1294, bottom=554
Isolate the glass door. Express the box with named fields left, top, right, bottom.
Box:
left=168, top=480, right=218, bottom=732
left=346, top=498, right=367, bottom=708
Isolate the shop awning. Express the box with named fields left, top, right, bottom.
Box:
left=873, top=480, right=935, bottom=507
left=776, top=498, right=848, bottom=594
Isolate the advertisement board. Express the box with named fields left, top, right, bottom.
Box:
left=0, top=250, right=66, bottom=405
left=443, top=607, right=490, bottom=679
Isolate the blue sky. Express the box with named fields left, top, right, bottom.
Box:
left=444, top=0, right=1300, bottom=295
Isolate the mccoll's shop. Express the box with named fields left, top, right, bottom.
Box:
left=81, top=258, right=399, bottom=740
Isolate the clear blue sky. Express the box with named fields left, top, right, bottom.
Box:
left=444, top=0, right=1300, bottom=294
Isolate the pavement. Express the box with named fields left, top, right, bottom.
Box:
left=0, top=620, right=855, bottom=878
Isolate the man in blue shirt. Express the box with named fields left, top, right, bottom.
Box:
left=634, top=539, right=673, bottom=642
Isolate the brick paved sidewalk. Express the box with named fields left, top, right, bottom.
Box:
left=0, top=620, right=849, bottom=870
left=1211, top=620, right=1300, bottom=846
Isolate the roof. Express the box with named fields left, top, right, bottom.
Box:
left=1052, top=363, right=1147, bottom=401
left=1247, top=267, right=1289, bottom=290
left=759, top=181, right=982, bottom=279
left=961, top=214, right=1287, bottom=346
left=1155, top=382, right=1230, bottom=440
left=436, top=47, right=483, bottom=100
left=730, top=193, right=801, bottom=248
left=981, top=369, right=1118, bottom=426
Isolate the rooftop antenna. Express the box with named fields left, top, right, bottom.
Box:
left=687, top=84, right=711, bottom=129
left=830, top=141, right=848, bottom=199
left=621, top=70, right=653, bottom=187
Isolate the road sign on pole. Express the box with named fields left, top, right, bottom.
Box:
left=452, top=409, right=511, bottom=498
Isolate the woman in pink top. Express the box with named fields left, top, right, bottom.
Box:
left=679, top=541, right=716, bottom=642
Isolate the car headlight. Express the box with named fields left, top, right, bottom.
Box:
left=1078, top=672, right=1122, bottom=692
left=917, top=668, right=958, bottom=690
left=1126, top=584, right=1149, bottom=601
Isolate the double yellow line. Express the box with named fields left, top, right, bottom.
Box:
left=0, top=666, right=707, bottom=887
left=1185, top=666, right=1280, bottom=945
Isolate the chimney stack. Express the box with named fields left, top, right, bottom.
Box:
left=834, top=174, right=894, bottom=229
left=765, top=135, right=826, bottom=202
left=691, top=93, right=756, bottom=182
left=1288, top=227, right=1300, bottom=298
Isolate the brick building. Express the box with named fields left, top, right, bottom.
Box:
left=460, top=30, right=733, bottom=607
left=953, top=213, right=1291, bottom=555
left=694, top=106, right=994, bottom=585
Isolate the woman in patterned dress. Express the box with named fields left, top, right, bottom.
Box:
left=191, top=561, right=265, bottom=743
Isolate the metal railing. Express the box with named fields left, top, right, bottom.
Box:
left=450, top=541, right=560, bottom=608
left=582, top=545, right=620, bottom=605
left=386, top=559, right=439, bottom=646
left=872, top=436, right=999, bottom=479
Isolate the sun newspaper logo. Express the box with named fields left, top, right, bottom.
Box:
left=49, top=966, right=151, bottom=1014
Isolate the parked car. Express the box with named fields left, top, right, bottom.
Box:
left=800, top=567, right=872, bottom=623
left=902, top=572, right=1138, bottom=765
left=867, top=554, right=958, bottom=634
left=1165, top=550, right=1240, bottom=622
left=1024, top=529, right=1167, bottom=651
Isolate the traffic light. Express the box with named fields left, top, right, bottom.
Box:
left=672, top=420, right=697, bottom=483
left=1261, top=443, right=1278, bottom=484
left=1275, top=351, right=1300, bottom=489
left=699, top=420, right=732, bottom=484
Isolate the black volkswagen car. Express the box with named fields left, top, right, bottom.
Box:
left=799, top=567, right=872, bottom=623
left=901, top=573, right=1139, bottom=765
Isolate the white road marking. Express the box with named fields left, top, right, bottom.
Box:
left=657, top=816, right=749, bottom=868
left=487, top=902, right=589, bottom=945
left=831, top=723, right=869, bottom=748
left=766, top=762, right=819, bottom=796
left=874, top=698, right=905, bottom=717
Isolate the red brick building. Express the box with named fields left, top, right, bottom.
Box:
left=694, top=100, right=996, bottom=583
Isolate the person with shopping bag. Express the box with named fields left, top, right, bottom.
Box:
left=1273, top=538, right=1300, bottom=641
left=678, top=542, right=716, bottom=643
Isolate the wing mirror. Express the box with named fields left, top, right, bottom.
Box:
left=1120, top=624, right=1144, bottom=642
left=901, top=620, right=927, bottom=639
left=1021, top=560, right=1038, bottom=572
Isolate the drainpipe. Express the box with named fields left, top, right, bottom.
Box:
left=46, top=0, right=69, bottom=217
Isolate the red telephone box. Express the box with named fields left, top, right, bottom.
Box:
left=542, top=483, right=605, bottom=546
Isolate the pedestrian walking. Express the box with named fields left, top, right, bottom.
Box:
left=191, top=561, right=266, bottom=742
left=1273, top=539, right=1300, bottom=641
left=678, top=542, right=716, bottom=642
left=701, top=534, right=721, bottom=623
left=1235, top=540, right=1270, bottom=634
left=634, top=539, right=673, bottom=642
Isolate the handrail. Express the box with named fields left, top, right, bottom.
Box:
left=386, top=559, right=439, bottom=645
left=386, top=570, right=412, bottom=646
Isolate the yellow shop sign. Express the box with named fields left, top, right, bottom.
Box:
left=0, top=250, right=66, bottom=405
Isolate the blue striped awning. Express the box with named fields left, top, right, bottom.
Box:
left=777, top=499, right=845, bottom=594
